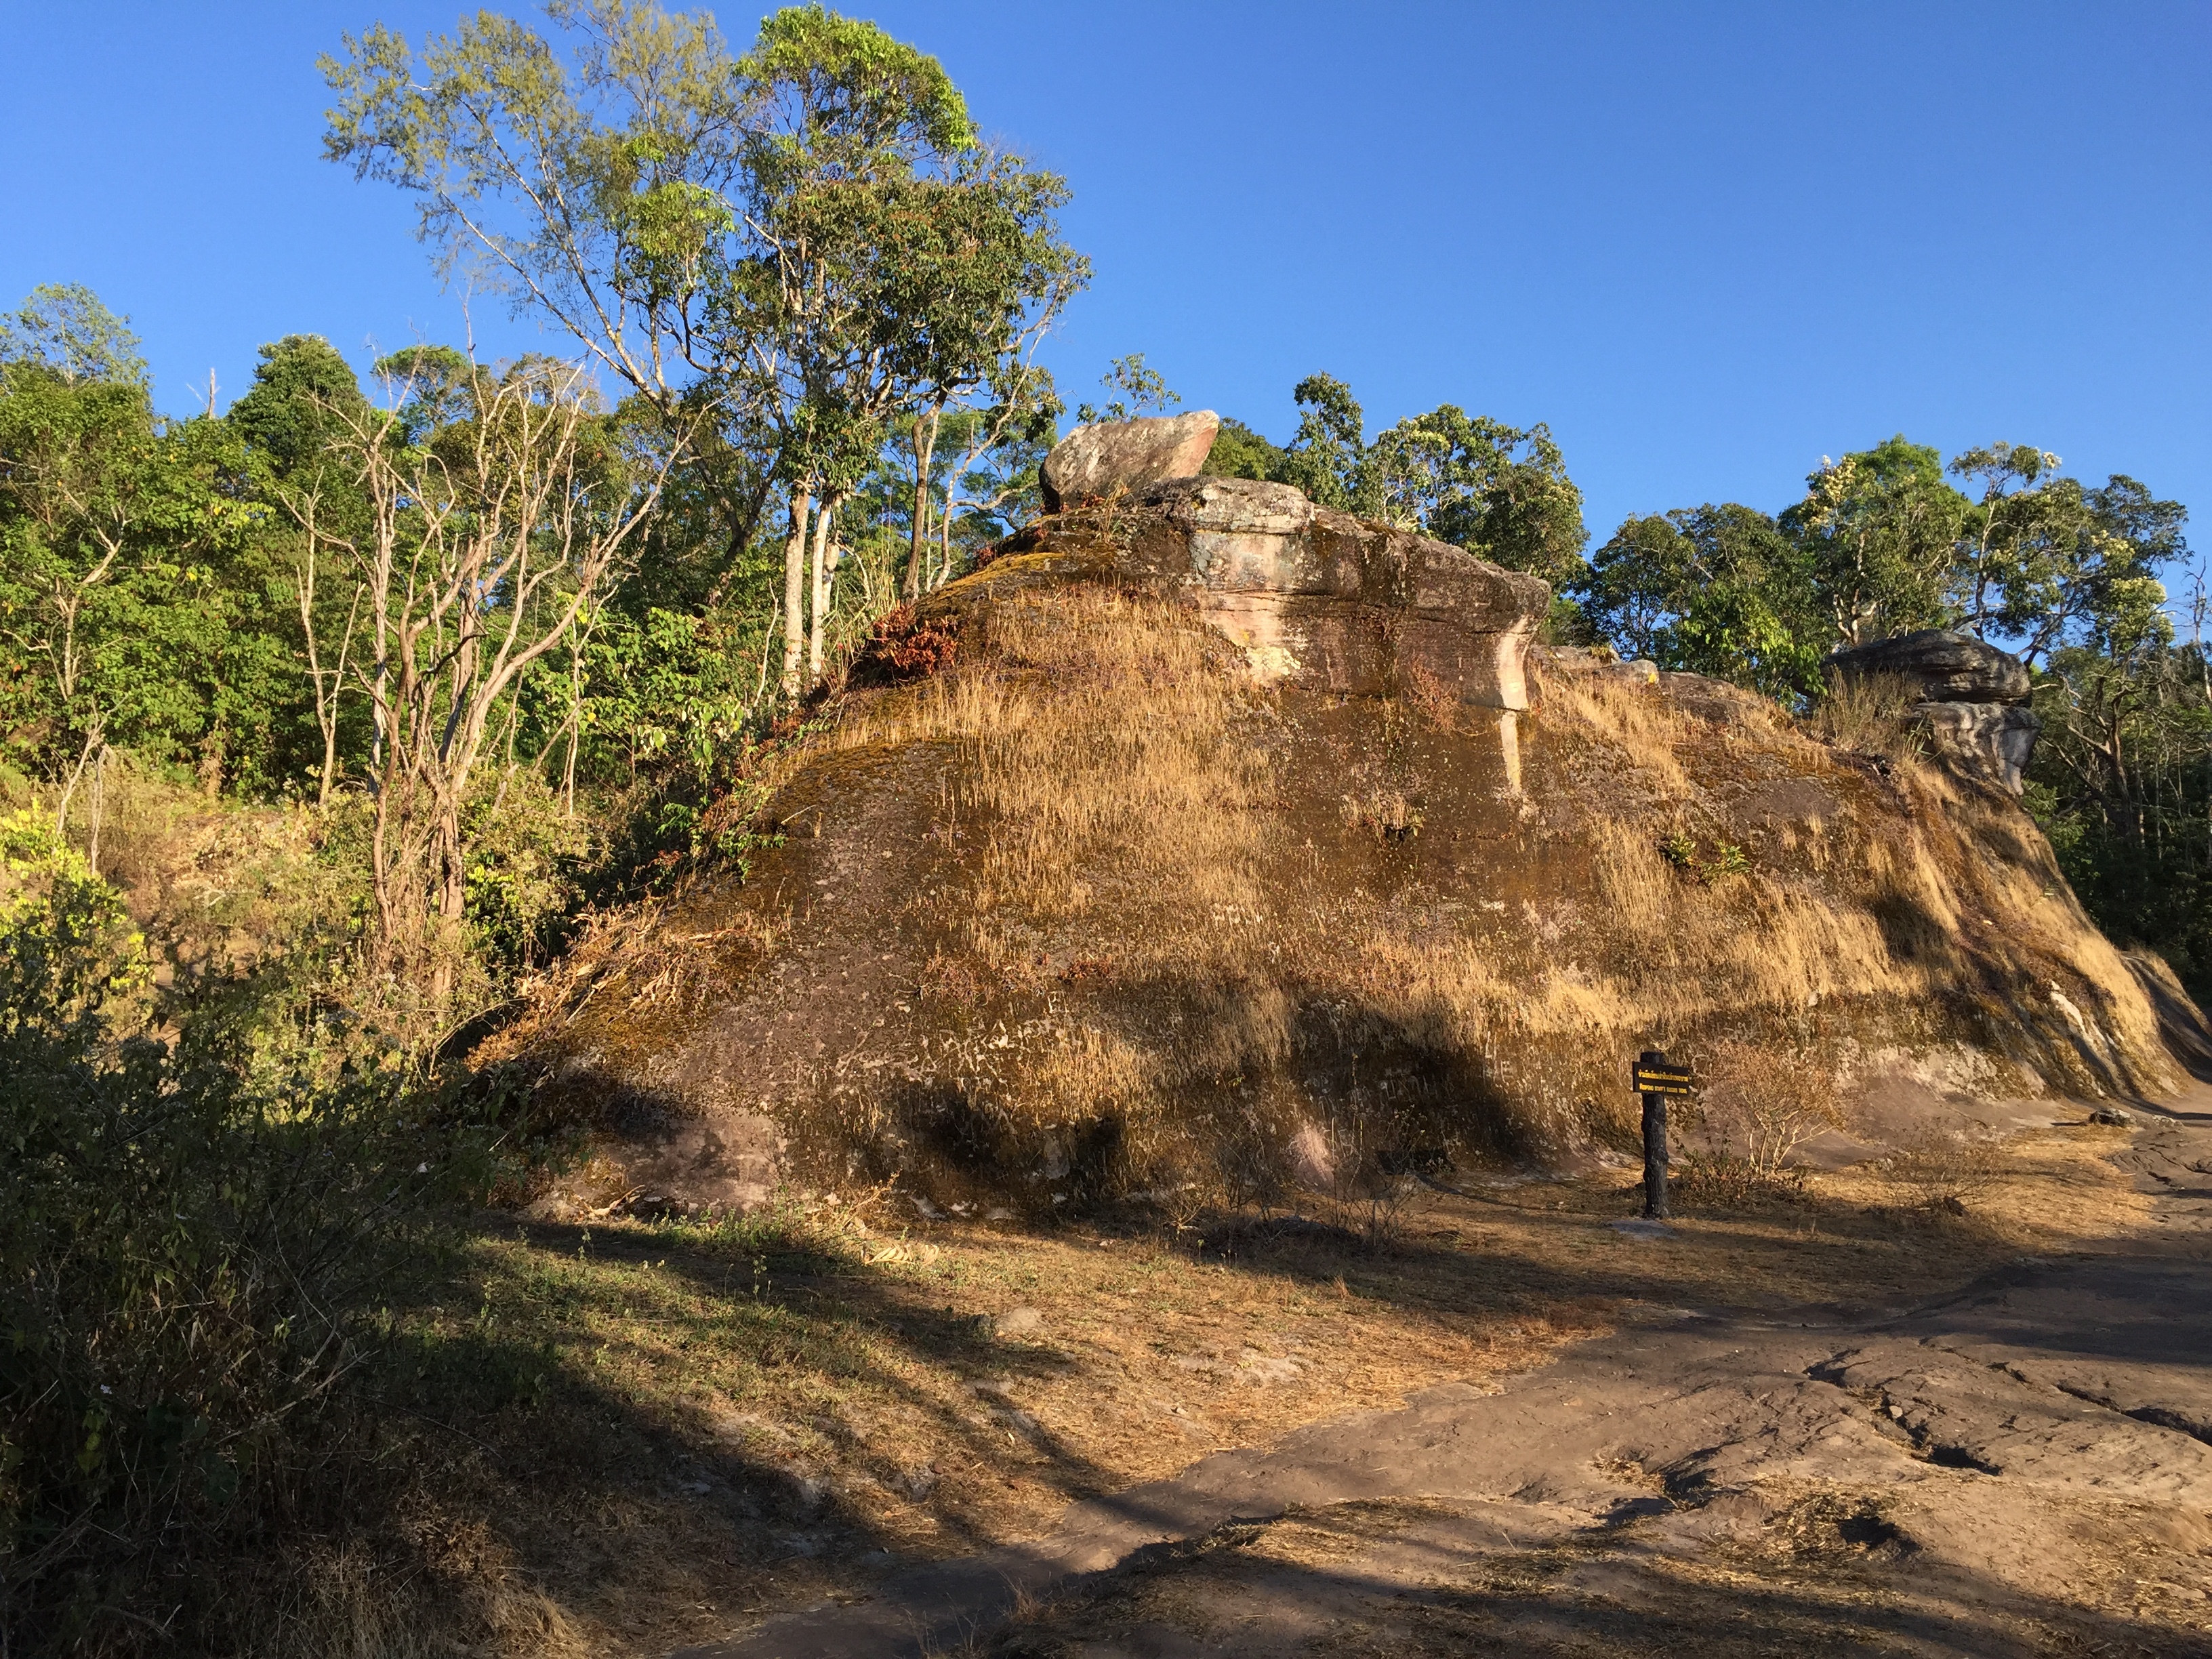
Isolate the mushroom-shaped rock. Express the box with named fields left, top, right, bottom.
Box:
left=1039, top=411, right=1220, bottom=512
left=1825, top=628, right=2039, bottom=794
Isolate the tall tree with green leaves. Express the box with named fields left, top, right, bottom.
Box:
left=1366, top=405, right=1587, bottom=589
left=1779, top=434, right=1968, bottom=646
left=1948, top=444, right=2184, bottom=670
left=323, top=1, right=1085, bottom=703
left=1578, top=504, right=1823, bottom=700
left=0, top=289, right=295, bottom=825
left=229, top=334, right=378, bottom=804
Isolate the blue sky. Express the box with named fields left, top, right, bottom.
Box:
left=3, top=1, right=2206, bottom=548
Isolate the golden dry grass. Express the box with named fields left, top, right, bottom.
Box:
left=1807, top=668, right=1926, bottom=757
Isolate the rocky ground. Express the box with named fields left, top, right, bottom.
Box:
left=680, top=1103, right=2212, bottom=1658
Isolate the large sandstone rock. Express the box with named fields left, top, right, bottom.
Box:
left=1825, top=628, right=2040, bottom=794
left=1039, top=411, right=1220, bottom=513
left=1003, top=474, right=1550, bottom=714
left=1916, top=702, right=2042, bottom=794
left=1825, top=629, right=2032, bottom=705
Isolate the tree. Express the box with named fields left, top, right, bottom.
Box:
left=1578, top=504, right=1822, bottom=700
left=1275, top=373, right=1369, bottom=512
left=316, top=354, right=670, bottom=988
left=1073, top=353, right=1177, bottom=426
left=323, top=1, right=1086, bottom=705
left=1366, top=404, right=1587, bottom=589
left=230, top=335, right=378, bottom=806
left=0, top=283, right=149, bottom=389
left=0, top=290, right=294, bottom=825
left=1947, top=446, right=2184, bottom=671
left=1202, top=416, right=1290, bottom=483
left=1780, top=434, right=1967, bottom=646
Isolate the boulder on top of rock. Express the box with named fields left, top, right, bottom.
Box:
left=1824, top=629, right=2031, bottom=705
left=1040, top=411, right=1220, bottom=512
left=1824, top=630, right=2039, bottom=794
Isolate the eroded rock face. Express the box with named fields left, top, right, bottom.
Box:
left=1038, top=411, right=1221, bottom=513
left=1826, top=628, right=2041, bottom=794
left=1008, top=474, right=1551, bottom=713
left=1915, top=702, right=2042, bottom=794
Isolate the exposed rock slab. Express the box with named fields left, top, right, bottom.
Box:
left=1039, top=411, right=1221, bottom=512
left=672, top=1111, right=2212, bottom=1659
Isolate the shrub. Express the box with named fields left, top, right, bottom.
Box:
left=0, top=810, right=412, bottom=1652
left=1882, top=1128, right=2003, bottom=1214
left=863, top=603, right=962, bottom=679
left=1700, top=1039, right=1845, bottom=1180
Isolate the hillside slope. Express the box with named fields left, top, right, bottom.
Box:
left=502, top=480, right=2185, bottom=1216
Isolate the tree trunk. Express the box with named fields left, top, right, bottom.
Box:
left=904, top=408, right=939, bottom=603
left=781, top=483, right=813, bottom=701
left=809, top=489, right=845, bottom=682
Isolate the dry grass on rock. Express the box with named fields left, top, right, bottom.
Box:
left=512, top=577, right=2184, bottom=1219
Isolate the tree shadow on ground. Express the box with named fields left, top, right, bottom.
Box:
left=977, top=1496, right=2212, bottom=1659
left=318, top=1207, right=1124, bottom=1654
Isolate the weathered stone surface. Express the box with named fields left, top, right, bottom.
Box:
left=1916, top=701, right=2041, bottom=794
left=1085, top=474, right=1551, bottom=712
left=1825, top=628, right=2032, bottom=705
left=1039, top=411, right=1221, bottom=513
left=1826, top=630, right=2039, bottom=793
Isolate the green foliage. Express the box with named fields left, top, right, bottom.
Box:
left=226, top=333, right=370, bottom=476
left=1277, top=372, right=1368, bottom=511
left=1203, top=376, right=1590, bottom=602
left=0, top=324, right=304, bottom=794
left=1660, top=830, right=1752, bottom=886
left=1581, top=504, right=1826, bottom=700
left=0, top=285, right=148, bottom=390
left=1576, top=435, right=2190, bottom=717
left=1204, top=416, right=1290, bottom=483
left=0, top=811, right=412, bottom=1647
left=1367, top=403, right=1588, bottom=588
left=1779, top=434, right=1968, bottom=644
left=1074, top=353, right=1178, bottom=426
left=322, top=0, right=1087, bottom=651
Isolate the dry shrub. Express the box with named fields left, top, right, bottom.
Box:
left=1701, top=1039, right=1845, bottom=1178
left=863, top=602, right=962, bottom=679
left=1342, top=787, right=1424, bottom=842
left=1811, top=668, right=1924, bottom=756
left=1401, top=662, right=1459, bottom=729
left=1671, top=1150, right=1786, bottom=1209
left=1883, top=1128, right=2004, bottom=1213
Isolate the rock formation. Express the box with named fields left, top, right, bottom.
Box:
left=1825, top=628, right=2041, bottom=794
left=997, top=473, right=1551, bottom=714
left=1038, top=410, right=1221, bottom=512
left=498, top=430, right=2187, bottom=1223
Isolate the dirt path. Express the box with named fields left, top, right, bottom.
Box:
left=674, top=1107, right=2212, bottom=1658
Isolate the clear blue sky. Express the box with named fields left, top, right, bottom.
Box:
left=3, top=1, right=2206, bottom=548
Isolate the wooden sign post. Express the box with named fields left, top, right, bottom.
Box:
left=1632, top=1050, right=1693, bottom=1220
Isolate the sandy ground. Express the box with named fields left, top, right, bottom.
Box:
left=675, top=1099, right=2212, bottom=1659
